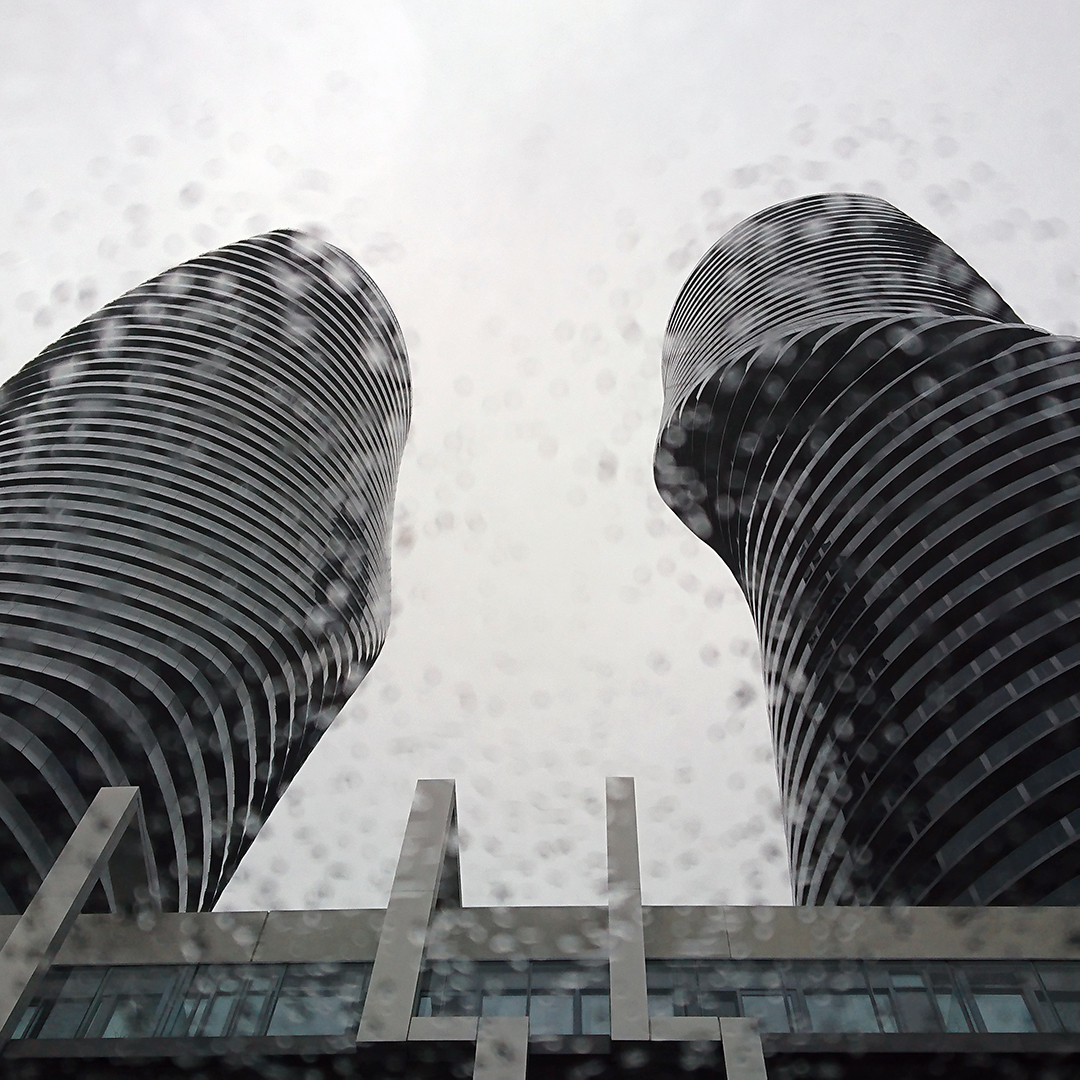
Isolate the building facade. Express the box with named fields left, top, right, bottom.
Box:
left=655, top=193, right=1080, bottom=906
left=0, top=778, right=1078, bottom=1080
left=0, top=230, right=410, bottom=912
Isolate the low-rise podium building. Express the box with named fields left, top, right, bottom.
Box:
left=0, top=779, right=1076, bottom=1078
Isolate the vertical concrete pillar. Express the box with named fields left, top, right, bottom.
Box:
left=473, top=1015, right=529, bottom=1080
left=606, top=776, right=650, bottom=1040
left=0, top=786, right=142, bottom=1045
left=357, top=779, right=457, bottom=1043
left=720, top=1017, right=768, bottom=1080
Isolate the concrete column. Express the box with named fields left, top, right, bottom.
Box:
left=606, top=776, right=650, bottom=1040
left=720, top=1017, right=768, bottom=1080
left=473, top=1015, right=529, bottom=1080
left=0, top=786, right=141, bottom=1045
left=357, top=779, right=457, bottom=1043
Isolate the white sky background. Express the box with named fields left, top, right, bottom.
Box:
left=0, top=1, right=1078, bottom=910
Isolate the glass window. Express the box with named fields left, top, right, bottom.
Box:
left=478, top=964, right=529, bottom=998
left=887, top=971, right=941, bottom=1032
left=83, top=967, right=183, bottom=1039
left=580, top=991, right=610, bottom=1035
left=871, top=990, right=899, bottom=1033
left=167, top=965, right=284, bottom=1038
left=1037, top=963, right=1080, bottom=1032
left=266, top=964, right=369, bottom=1036
left=528, top=992, right=574, bottom=1036
left=933, top=990, right=971, bottom=1033
left=696, top=989, right=739, bottom=1018
left=804, top=990, right=880, bottom=1033
left=971, top=992, right=1036, bottom=1033
left=29, top=969, right=107, bottom=1040
left=417, top=960, right=481, bottom=1017
left=481, top=991, right=527, bottom=1017
left=740, top=993, right=791, bottom=1033
left=648, top=991, right=675, bottom=1018
left=961, top=966, right=1039, bottom=1033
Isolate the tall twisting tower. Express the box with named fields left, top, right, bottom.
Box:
left=0, top=230, right=409, bottom=911
left=656, top=193, right=1080, bottom=905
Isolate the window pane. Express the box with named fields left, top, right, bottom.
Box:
left=696, top=990, right=739, bottom=1018
left=872, top=991, right=898, bottom=1033
left=935, top=992, right=970, bottom=1033
left=232, top=992, right=271, bottom=1036
left=973, top=993, right=1036, bottom=1033
left=481, top=991, right=527, bottom=1017
left=648, top=992, right=674, bottom=1018
left=1037, top=964, right=1080, bottom=1031
left=581, top=992, right=610, bottom=1035
left=266, top=965, right=368, bottom=1037
left=962, top=965, right=1036, bottom=1033
left=10, top=1006, right=40, bottom=1040
left=199, top=994, right=237, bottom=1037
left=88, top=968, right=180, bottom=1039
left=32, top=969, right=106, bottom=1040
left=39, top=1003, right=97, bottom=1040
left=892, top=989, right=939, bottom=1032
left=168, top=966, right=284, bottom=1038
left=805, top=991, right=879, bottom=1033
left=529, top=993, right=574, bottom=1035
left=741, top=993, right=790, bottom=1033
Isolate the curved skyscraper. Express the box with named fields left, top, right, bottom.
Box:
left=656, top=193, right=1080, bottom=906
left=0, top=230, right=409, bottom=912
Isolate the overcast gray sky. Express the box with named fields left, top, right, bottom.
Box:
left=1, top=0, right=1078, bottom=910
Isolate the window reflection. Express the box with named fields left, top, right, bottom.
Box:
left=266, top=964, right=370, bottom=1036
left=1037, top=964, right=1080, bottom=1032
left=15, top=963, right=370, bottom=1041
left=13, top=956, right=1080, bottom=1041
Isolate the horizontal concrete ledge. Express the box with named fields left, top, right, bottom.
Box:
left=0, top=904, right=1076, bottom=967
left=409, top=1015, right=479, bottom=1041
left=10, top=1031, right=1080, bottom=1060
left=650, top=1015, right=721, bottom=1041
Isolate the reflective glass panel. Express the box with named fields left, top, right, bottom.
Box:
left=36, top=969, right=107, bottom=1039
left=962, top=965, right=1037, bottom=1033
left=697, top=990, right=739, bottom=1017
left=648, top=992, right=675, bottom=1018
left=972, top=993, right=1036, bottom=1033
left=168, top=966, right=284, bottom=1038
left=804, top=991, right=880, bottom=1033
left=480, top=991, right=527, bottom=1017
left=85, top=967, right=181, bottom=1038
left=887, top=971, right=941, bottom=1033
left=741, top=993, right=791, bottom=1033
left=266, top=964, right=369, bottom=1036
left=529, top=993, right=574, bottom=1035
left=1037, top=963, right=1080, bottom=1032
left=934, top=991, right=970, bottom=1033
left=581, top=992, right=610, bottom=1035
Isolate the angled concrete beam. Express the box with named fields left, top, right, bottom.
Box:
left=720, top=1017, right=768, bottom=1080
left=100, top=799, right=161, bottom=915
left=0, top=786, right=141, bottom=1045
left=357, top=779, right=457, bottom=1043
left=606, top=776, right=650, bottom=1040
left=473, top=1015, right=529, bottom=1080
